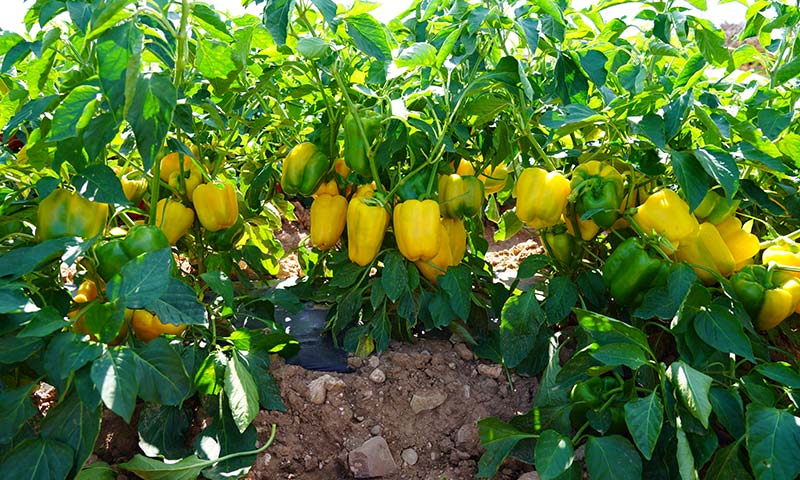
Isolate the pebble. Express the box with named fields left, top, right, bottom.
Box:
left=410, top=390, right=447, bottom=414
left=454, top=343, right=474, bottom=361
left=477, top=363, right=504, bottom=379
left=368, top=356, right=380, bottom=368
left=455, top=423, right=480, bottom=452
left=369, top=368, right=386, bottom=383
left=348, top=356, right=364, bottom=369
left=518, top=472, right=541, bottom=480
left=348, top=436, right=398, bottom=478
left=306, top=374, right=346, bottom=405
left=401, top=448, right=419, bottom=466
left=370, top=425, right=383, bottom=435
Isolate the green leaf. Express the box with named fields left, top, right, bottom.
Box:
left=0, top=335, right=45, bottom=364
left=575, top=308, right=652, bottom=356
left=630, top=113, right=666, bottom=149
left=238, top=350, right=285, bottom=412
left=297, top=36, right=330, bottom=59
left=138, top=404, right=192, bottom=460
left=439, top=265, right=472, bottom=320
left=667, top=361, right=713, bottom=429
left=624, top=392, right=663, bottom=460
left=109, top=248, right=171, bottom=308
left=120, top=454, right=207, bottom=480
left=693, top=19, right=728, bottom=66
left=225, top=352, right=259, bottom=434
left=543, top=276, right=578, bottom=325
left=49, top=85, right=100, bottom=142
left=382, top=251, right=408, bottom=302
left=476, top=417, right=536, bottom=478
left=0, top=384, right=37, bottom=444
left=73, top=164, right=130, bottom=205
left=746, top=405, right=800, bottom=480
left=778, top=133, right=800, bottom=169
left=534, top=0, right=564, bottom=26
left=757, top=109, right=792, bottom=141
left=755, top=362, right=800, bottom=389
left=396, top=42, right=437, bottom=68
left=499, top=290, right=544, bottom=368
left=195, top=401, right=258, bottom=480
left=0, top=438, right=74, bottom=480
left=495, top=210, right=523, bottom=241
left=200, top=271, right=234, bottom=308
left=40, top=391, right=102, bottom=478
left=196, top=39, right=242, bottom=90
left=0, top=284, right=35, bottom=313
left=91, top=348, right=139, bottom=422
left=676, top=425, right=698, bottom=480
left=692, top=146, right=740, bottom=203
left=136, top=338, right=192, bottom=405
left=43, top=332, right=102, bottom=388
left=534, top=429, right=573, bottom=480
left=192, top=3, right=233, bottom=41
left=774, top=56, right=800, bottom=85
left=75, top=461, right=116, bottom=480
left=516, top=254, right=550, bottom=279
left=344, top=14, right=391, bottom=62
left=693, top=305, right=754, bottom=362
left=146, top=278, right=208, bottom=326
left=704, top=439, right=752, bottom=480
left=585, top=435, right=642, bottom=480
left=670, top=150, right=712, bottom=211
left=96, top=22, right=142, bottom=114
left=262, top=0, right=293, bottom=46
left=590, top=343, right=647, bottom=369
left=310, top=0, right=338, bottom=28
left=709, top=387, right=745, bottom=438
left=126, top=73, right=176, bottom=172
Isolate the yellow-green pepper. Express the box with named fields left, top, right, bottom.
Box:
left=155, top=198, right=195, bottom=244
left=37, top=188, right=108, bottom=241
left=193, top=182, right=238, bottom=232
left=310, top=194, right=347, bottom=250
left=570, top=160, right=624, bottom=229
left=514, top=168, right=571, bottom=229
left=280, top=142, right=331, bottom=196
left=393, top=199, right=442, bottom=261
left=731, top=265, right=800, bottom=330
left=438, top=174, right=484, bottom=218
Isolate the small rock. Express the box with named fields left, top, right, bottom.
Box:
left=410, top=390, right=447, bottom=414
left=401, top=448, right=419, bottom=466
left=477, top=363, right=504, bottom=379
left=348, top=436, right=398, bottom=478
left=518, top=472, right=541, bottom=480
left=307, top=374, right=346, bottom=405
left=370, top=425, right=383, bottom=435
left=455, top=423, right=480, bottom=452
left=368, top=355, right=380, bottom=368
left=454, top=343, right=474, bottom=361
left=261, top=453, right=272, bottom=467
left=369, top=368, right=386, bottom=383
left=439, top=437, right=454, bottom=451
left=348, top=356, right=364, bottom=369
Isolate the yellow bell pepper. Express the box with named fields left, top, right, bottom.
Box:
left=715, top=216, right=760, bottom=271
left=131, top=309, right=186, bottom=342
left=676, top=222, right=736, bottom=284
left=155, top=198, right=195, bottom=244
left=762, top=238, right=800, bottom=278
left=393, top=199, right=442, bottom=261
left=442, top=217, right=467, bottom=265
left=633, top=189, right=699, bottom=252
left=415, top=221, right=452, bottom=284
left=159, top=151, right=195, bottom=182
left=456, top=160, right=510, bottom=195
left=193, top=182, right=238, bottom=232
left=313, top=179, right=339, bottom=197
left=564, top=212, right=600, bottom=241
left=169, top=165, right=203, bottom=202
left=310, top=194, right=347, bottom=250
left=514, top=167, right=571, bottom=229
left=347, top=189, right=390, bottom=267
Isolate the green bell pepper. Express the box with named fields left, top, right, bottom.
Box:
left=542, top=224, right=580, bottom=269
left=94, top=225, right=170, bottom=281
left=602, top=237, right=669, bottom=306
left=570, top=161, right=624, bottom=229
left=344, top=109, right=381, bottom=177
left=280, top=142, right=331, bottom=196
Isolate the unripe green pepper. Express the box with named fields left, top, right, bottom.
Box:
left=344, top=110, right=381, bottom=177
left=570, top=160, right=624, bottom=229
left=280, top=142, right=331, bottom=196
left=602, top=237, right=669, bottom=306
left=94, top=225, right=170, bottom=281
left=36, top=188, right=109, bottom=241
left=542, top=224, right=580, bottom=269
left=438, top=174, right=484, bottom=218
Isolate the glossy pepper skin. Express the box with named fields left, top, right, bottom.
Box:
left=633, top=189, right=699, bottom=252
left=438, top=174, right=484, bottom=218
left=343, top=110, right=381, bottom=177
left=193, top=182, right=238, bottom=232
left=94, top=225, right=171, bottom=281
left=456, top=161, right=510, bottom=195
left=280, top=142, right=331, bottom=196
left=37, top=188, right=108, bottom=241
left=310, top=194, right=348, bottom=250
left=570, top=160, right=624, bottom=229
left=603, top=237, right=669, bottom=306
left=159, top=152, right=195, bottom=182
left=169, top=164, right=203, bottom=202
left=415, top=218, right=467, bottom=283
left=155, top=198, right=195, bottom=244
left=514, top=168, right=571, bottom=229
left=731, top=265, right=800, bottom=330
left=716, top=216, right=760, bottom=271
left=131, top=309, right=186, bottom=342
left=761, top=239, right=800, bottom=279
left=564, top=210, right=601, bottom=241
left=113, top=166, right=149, bottom=203
left=693, top=189, right=740, bottom=224
left=543, top=225, right=580, bottom=269
left=676, top=222, right=736, bottom=285
left=347, top=185, right=389, bottom=266
left=393, top=199, right=442, bottom=262
left=313, top=179, right=339, bottom=197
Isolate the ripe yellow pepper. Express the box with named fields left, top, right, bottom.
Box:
left=564, top=212, right=600, bottom=241
left=456, top=160, right=510, bottom=195
left=155, top=198, right=195, bottom=244
left=347, top=190, right=390, bottom=267
left=131, top=309, right=186, bottom=342
left=762, top=238, right=800, bottom=313
left=633, top=189, right=699, bottom=252
left=159, top=152, right=195, bottom=182
left=442, top=217, right=467, bottom=265
left=393, top=199, right=442, bottom=261
left=313, top=179, right=339, bottom=197
left=716, top=216, right=760, bottom=271
left=514, top=168, right=571, bottom=229
left=310, top=194, right=347, bottom=250
left=676, top=222, right=736, bottom=284
left=415, top=218, right=467, bottom=284
left=193, top=182, right=238, bottom=232
left=169, top=165, right=203, bottom=202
